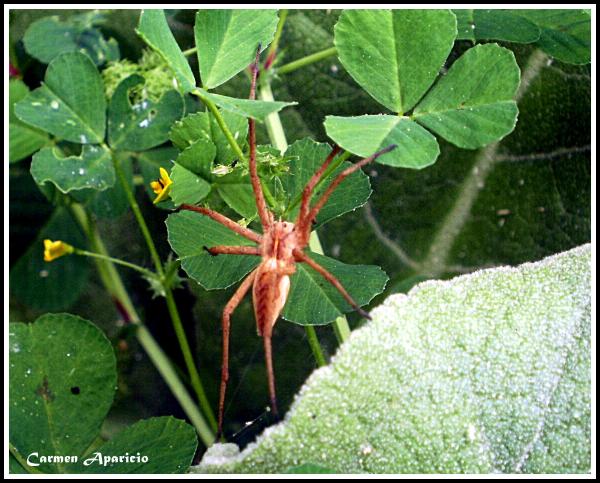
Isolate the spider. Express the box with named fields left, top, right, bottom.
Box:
left=180, top=48, right=396, bottom=440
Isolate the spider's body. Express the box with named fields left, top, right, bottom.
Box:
left=181, top=48, right=396, bottom=439
left=254, top=221, right=296, bottom=337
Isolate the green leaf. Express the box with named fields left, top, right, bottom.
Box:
left=9, top=79, right=49, bottom=163
left=136, top=9, right=196, bottom=93
left=334, top=9, right=457, bottom=114
left=519, top=10, right=591, bottom=65
left=413, top=43, right=520, bottom=149
left=170, top=163, right=211, bottom=206
left=194, top=9, right=279, bottom=89
left=282, top=252, right=388, bottom=325
left=175, top=137, right=216, bottom=179
left=87, top=156, right=134, bottom=219
left=281, top=138, right=372, bottom=226
left=171, top=110, right=248, bottom=165
left=216, top=182, right=258, bottom=220
left=9, top=208, right=90, bottom=311
left=23, top=15, right=120, bottom=65
left=9, top=313, right=117, bottom=474
left=454, top=9, right=540, bottom=43
left=285, top=463, right=337, bottom=474
left=108, top=74, right=184, bottom=151
left=14, top=52, right=106, bottom=144
left=194, top=245, right=591, bottom=474
left=76, top=417, right=197, bottom=474
left=324, top=115, right=440, bottom=168
left=31, top=145, right=115, bottom=193
left=197, top=88, right=297, bottom=122
left=167, top=210, right=259, bottom=290
left=137, top=146, right=178, bottom=210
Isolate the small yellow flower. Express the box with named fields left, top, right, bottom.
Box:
left=43, top=239, right=74, bottom=262
left=150, top=167, right=173, bottom=204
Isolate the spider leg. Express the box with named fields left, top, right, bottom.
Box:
left=296, top=145, right=342, bottom=227
left=180, top=204, right=262, bottom=243
left=293, top=249, right=371, bottom=320
left=298, top=145, right=397, bottom=241
left=217, top=268, right=258, bottom=441
left=248, top=45, right=273, bottom=232
left=204, top=245, right=261, bottom=256
left=263, top=330, right=279, bottom=421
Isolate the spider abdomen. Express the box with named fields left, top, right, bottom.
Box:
left=252, top=258, right=292, bottom=337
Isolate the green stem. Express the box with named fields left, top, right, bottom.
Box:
left=74, top=249, right=156, bottom=279
left=183, top=47, right=196, bottom=57
left=165, top=287, right=218, bottom=432
left=309, top=233, right=352, bottom=343
left=305, top=326, right=327, bottom=367
left=192, top=89, right=246, bottom=162
left=277, top=46, right=338, bottom=75
left=109, top=148, right=218, bottom=432
left=265, top=9, right=288, bottom=68
left=110, top=149, right=164, bottom=277
left=68, top=204, right=214, bottom=445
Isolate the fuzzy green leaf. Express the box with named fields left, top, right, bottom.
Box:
left=334, top=9, right=457, bottom=114
left=75, top=417, right=197, bottom=474
left=196, top=89, right=297, bottom=122
left=31, top=145, right=115, bottom=193
left=174, top=137, right=216, bottom=179
left=9, top=79, right=49, bottom=163
left=454, top=9, right=540, bottom=43
left=9, top=313, right=117, bottom=474
left=195, top=245, right=591, bottom=474
left=108, top=74, right=184, bottom=151
left=136, top=10, right=196, bottom=93
left=14, top=52, right=106, bottom=144
left=194, top=9, right=279, bottom=89
left=324, top=115, right=440, bottom=168
left=413, top=43, right=520, bottom=149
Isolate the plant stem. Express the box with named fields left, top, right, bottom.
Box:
left=68, top=204, right=214, bottom=445
left=164, top=287, right=218, bottom=431
left=305, top=326, right=327, bottom=367
left=183, top=47, right=197, bottom=57
left=277, top=46, right=338, bottom=75
left=265, top=9, right=288, bottom=69
left=74, top=249, right=156, bottom=279
left=110, top=150, right=164, bottom=277
left=109, top=149, right=218, bottom=432
left=9, top=443, right=43, bottom=474
left=192, top=89, right=246, bottom=162
left=309, top=232, right=352, bottom=343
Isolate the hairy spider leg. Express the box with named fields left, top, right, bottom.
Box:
left=204, top=245, right=261, bottom=256
left=217, top=268, right=258, bottom=440
left=248, top=45, right=273, bottom=232
left=180, top=204, right=262, bottom=244
left=293, top=248, right=371, bottom=320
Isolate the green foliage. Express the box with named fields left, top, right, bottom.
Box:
left=23, top=12, right=120, bottom=65
left=107, top=74, right=184, bottom=151
left=194, top=245, right=591, bottom=474
left=413, top=43, right=520, bottom=149
left=454, top=9, right=591, bottom=64
left=328, top=10, right=520, bottom=167
left=15, top=52, right=106, bottom=144
left=31, top=145, right=114, bottom=193
left=194, top=9, right=279, bottom=89
left=9, top=79, right=49, bottom=163
left=169, top=163, right=211, bottom=206
left=9, top=313, right=198, bottom=474
left=136, top=9, right=196, bottom=93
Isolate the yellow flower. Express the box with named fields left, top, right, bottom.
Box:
left=43, top=239, right=74, bottom=262
left=150, top=167, right=173, bottom=204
